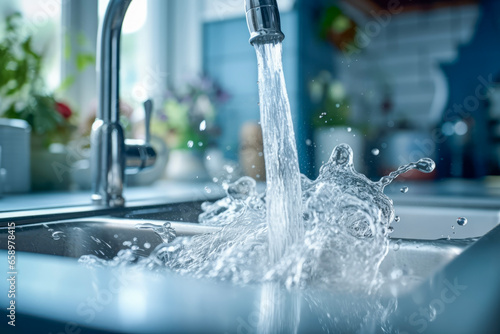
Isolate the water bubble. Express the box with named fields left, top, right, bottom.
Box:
left=206, top=155, right=211, bottom=161
left=371, top=148, right=380, bottom=156
left=224, top=165, right=234, bottom=174
left=52, top=231, right=64, bottom=241
left=187, top=140, right=194, bottom=148
left=144, top=242, right=151, bottom=249
left=212, top=177, right=219, bottom=183
left=305, top=139, right=312, bottom=146
left=457, top=217, right=468, bottom=226
left=113, top=234, right=118, bottom=238
left=198, top=142, right=204, bottom=147
left=258, top=152, right=263, bottom=157
left=400, top=186, right=408, bottom=193
left=336, top=103, right=340, bottom=108
left=205, top=186, right=212, bottom=194
left=394, top=216, right=400, bottom=222
left=199, top=120, right=207, bottom=131
left=123, top=241, right=132, bottom=247
left=392, top=240, right=402, bottom=251
left=381, top=142, right=387, bottom=149
left=347, top=127, right=352, bottom=132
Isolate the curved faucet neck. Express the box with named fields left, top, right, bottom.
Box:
left=97, top=0, right=131, bottom=123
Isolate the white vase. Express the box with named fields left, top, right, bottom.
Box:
left=314, top=127, right=364, bottom=174
left=165, top=150, right=209, bottom=181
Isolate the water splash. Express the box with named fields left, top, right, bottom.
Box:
left=81, top=144, right=434, bottom=294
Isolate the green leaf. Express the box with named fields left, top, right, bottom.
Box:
left=58, top=75, right=76, bottom=92
left=76, top=53, right=95, bottom=72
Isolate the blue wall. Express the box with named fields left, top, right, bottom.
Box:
left=203, top=1, right=335, bottom=177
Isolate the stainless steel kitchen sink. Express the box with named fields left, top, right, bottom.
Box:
left=0, top=217, right=219, bottom=259
left=0, top=201, right=476, bottom=295
left=0, top=200, right=498, bottom=333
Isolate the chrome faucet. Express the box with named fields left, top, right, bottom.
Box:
left=91, top=0, right=156, bottom=207
left=245, top=0, right=285, bottom=44
left=91, top=0, right=282, bottom=207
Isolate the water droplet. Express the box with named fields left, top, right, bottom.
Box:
left=212, top=177, right=219, bottom=183
left=206, top=155, right=211, bottom=160
left=416, top=158, right=435, bottom=173
left=335, top=103, right=340, bottom=108
left=52, top=231, right=64, bottom=241
left=187, top=140, right=194, bottom=148
left=199, top=120, right=207, bottom=131
left=205, top=186, right=212, bottom=194
left=305, top=139, right=312, bottom=146
left=198, top=142, right=204, bottom=147
left=347, top=127, right=352, bottom=132
left=457, top=217, right=468, bottom=226
left=394, top=216, right=400, bottom=222
left=400, top=186, right=408, bottom=193
left=392, top=240, right=402, bottom=251
left=144, top=242, right=151, bottom=249
left=371, top=148, right=380, bottom=156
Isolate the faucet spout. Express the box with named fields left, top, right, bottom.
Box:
left=245, top=0, right=285, bottom=45
left=91, top=0, right=156, bottom=207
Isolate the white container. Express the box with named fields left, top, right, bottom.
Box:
left=0, top=119, right=31, bottom=193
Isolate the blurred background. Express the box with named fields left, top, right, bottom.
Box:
left=1, top=0, right=500, bottom=202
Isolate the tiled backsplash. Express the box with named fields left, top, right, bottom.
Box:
left=336, top=4, right=480, bottom=128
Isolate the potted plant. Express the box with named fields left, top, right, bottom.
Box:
left=0, top=13, right=78, bottom=191
left=151, top=76, right=228, bottom=181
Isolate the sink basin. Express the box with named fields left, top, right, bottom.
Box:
left=0, top=203, right=476, bottom=295
left=0, top=200, right=499, bottom=333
